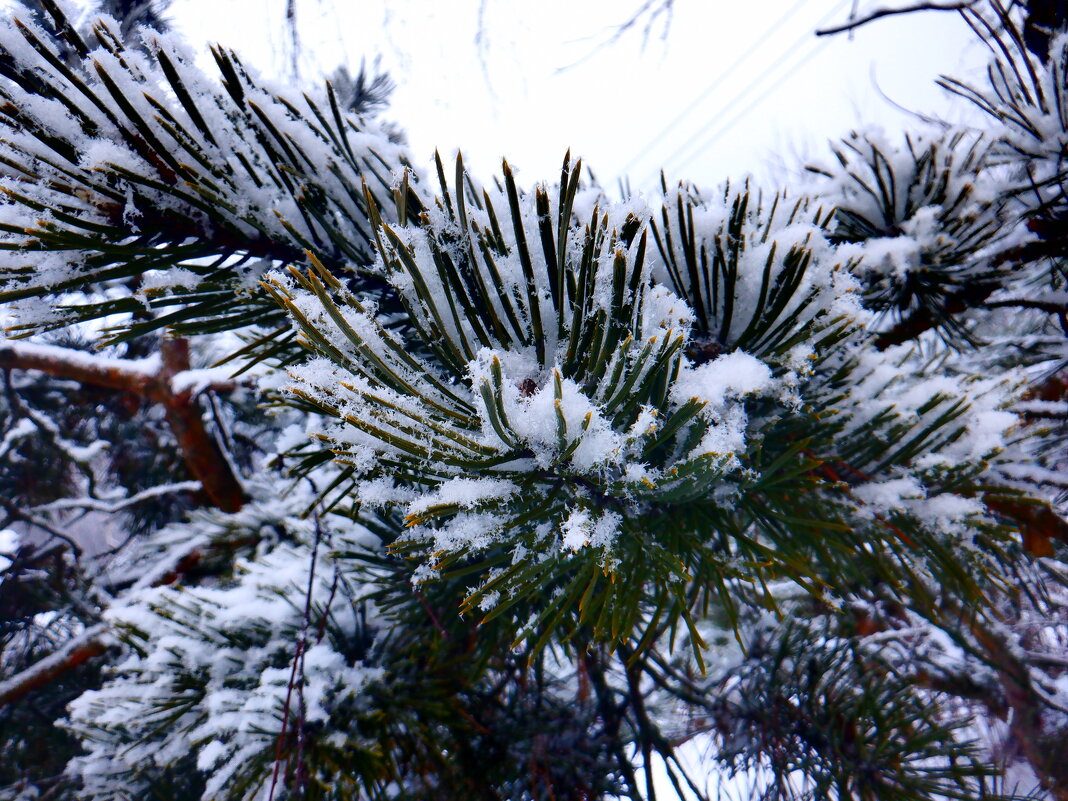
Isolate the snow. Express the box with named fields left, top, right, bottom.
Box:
left=670, top=351, right=774, bottom=408
left=0, top=529, right=18, bottom=554
left=559, top=507, right=621, bottom=552
left=406, top=476, right=519, bottom=517
left=0, top=528, right=18, bottom=572
left=4, top=4, right=1068, bottom=798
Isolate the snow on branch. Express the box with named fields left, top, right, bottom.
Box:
left=0, top=339, right=250, bottom=398
left=815, top=1, right=978, bottom=36
left=0, top=623, right=110, bottom=707
left=1, top=337, right=247, bottom=512
left=0, top=340, right=159, bottom=395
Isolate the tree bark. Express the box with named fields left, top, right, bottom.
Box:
left=0, top=337, right=246, bottom=512
left=0, top=624, right=108, bottom=707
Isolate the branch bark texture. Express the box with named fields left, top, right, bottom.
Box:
left=0, top=337, right=246, bottom=512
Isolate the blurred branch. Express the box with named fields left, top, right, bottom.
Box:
left=0, top=624, right=109, bottom=707
left=816, top=1, right=978, bottom=36
left=0, top=338, right=247, bottom=512
left=874, top=280, right=1000, bottom=349
left=609, top=0, right=676, bottom=46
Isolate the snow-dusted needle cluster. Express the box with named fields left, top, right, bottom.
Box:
left=270, top=158, right=1024, bottom=635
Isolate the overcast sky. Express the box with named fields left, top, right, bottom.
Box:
left=166, top=0, right=989, bottom=196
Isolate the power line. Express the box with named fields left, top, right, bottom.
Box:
left=634, top=0, right=852, bottom=188
left=619, top=0, right=811, bottom=177
left=657, top=36, right=831, bottom=180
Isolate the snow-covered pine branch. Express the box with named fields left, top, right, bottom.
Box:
left=3, top=1, right=1068, bottom=799
left=270, top=155, right=1039, bottom=658
left=0, top=1, right=409, bottom=351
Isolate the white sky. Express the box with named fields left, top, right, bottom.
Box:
left=167, top=0, right=989, bottom=195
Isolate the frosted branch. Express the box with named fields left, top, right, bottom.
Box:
left=31, top=481, right=204, bottom=515
left=815, top=1, right=978, bottom=36
left=0, top=623, right=110, bottom=707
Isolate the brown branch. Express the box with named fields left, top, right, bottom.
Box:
left=1026, top=367, right=1068, bottom=403
left=986, top=298, right=1068, bottom=314
left=0, top=624, right=109, bottom=707
left=914, top=667, right=1008, bottom=716
left=815, top=1, right=977, bottom=36
left=871, top=226, right=1068, bottom=350
left=0, top=339, right=254, bottom=708
left=0, top=340, right=156, bottom=395
left=0, top=337, right=247, bottom=512
left=966, top=617, right=1068, bottom=800
left=156, top=339, right=246, bottom=513
left=874, top=281, right=1000, bottom=350
left=985, top=496, right=1068, bottom=557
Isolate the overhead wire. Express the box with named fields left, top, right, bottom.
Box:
left=632, top=0, right=854, bottom=189
left=656, top=37, right=831, bottom=179
left=618, top=0, right=812, bottom=176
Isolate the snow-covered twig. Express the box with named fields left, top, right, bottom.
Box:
left=815, top=1, right=978, bottom=36
left=1024, top=650, right=1068, bottom=669
left=0, top=623, right=110, bottom=707
left=31, top=481, right=203, bottom=516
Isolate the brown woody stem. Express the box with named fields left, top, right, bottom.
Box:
left=0, top=624, right=109, bottom=707
left=0, top=337, right=246, bottom=512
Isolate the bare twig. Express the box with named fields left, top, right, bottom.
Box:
left=607, top=0, right=676, bottom=47
left=556, top=0, right=675, bottom=72
left=816, top=0, right=978, bottom=36
left=268, top=514, right=322, bottom=801
left=0, top=502, right=84, bottom=560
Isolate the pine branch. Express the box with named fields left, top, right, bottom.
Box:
left=29, top=481, right=203, bottom=515
left=0, top=337, right=246, bottom=511
left=0, top=4, right=408, bottom=352
left=0, top=623, right=109, bottom=707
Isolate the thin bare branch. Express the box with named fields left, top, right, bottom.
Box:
left=816, top=1, right=978, bottom=36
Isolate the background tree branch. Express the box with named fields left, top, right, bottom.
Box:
left=0, top=337, right=247, bottom=512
